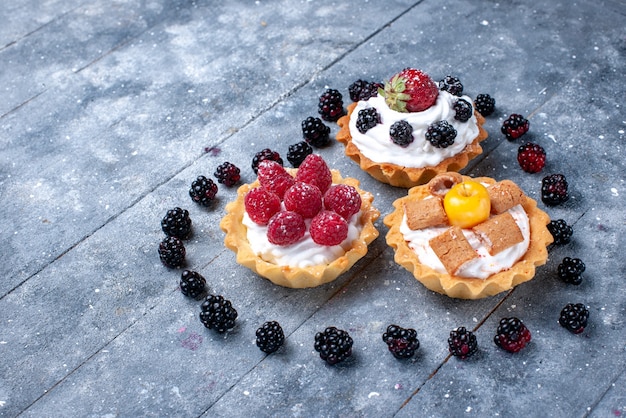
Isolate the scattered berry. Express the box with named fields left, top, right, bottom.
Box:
left=517, top=142, right=546, bottom=173
left=309, top=211, right=349, bottom=246
left=453, top=98, right=473, bottom=122
left=439, top=75, right=463, bottom=96
left=547, top=219, right=573, bottom=245
left=302, top=116, right=331, bottom=148
left=474, top=94, right=495, bottom=116
left=448, top=327, right=478, bottom=359
left=349, top=79, right=382, bottom=102
left=559, top=303, right=589, bottom=334
left=380, top=68, right=439, bottom=113
left=267, top=211, right=306, bottom=246
left=283, top=182, right=323, bottom=219
left=287, top=141, right=313, bottom=168
left=389, top=120, right=414, bottom=147
left=256, top=321, right=285, bottom=354
left=356, top=107, right=380, bottom=134
left=314, top=326, right=353, bottom=365
left=161, top=207, right=192, bottom=239
left=189, top=175, right=218, bottom=207
left=382, top=324, right=420, bottom=359
left=244, top=187, right=281, bottom=225
left=252, top=148, right=283, bottom=174
left=295, top=154, right=332, bottom=194
left=179, top=270, right=207, bottom=298
left=494, top=317, right=531, bottom=353
left=426, top=120, right=457, bottom=148
left=318, top=89, right=345, bottom=122
left=323, top=184, right=361, bottom=220
left=199, top=294, right=238, bottom=333
left=558, top=257, right=586, bottom=285
left=158, top=236, right=186, bottom=268
left=214, top=162, right=241, bottom=187
left=541, top=174, right=569, bottom=205
left=257, top=160, right=295, bottom=198
left=501, top=114, right=529, bottom=140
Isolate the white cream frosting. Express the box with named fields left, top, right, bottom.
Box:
left=399, top=204, right=530, bottom=279
left=348, top=92, right=480, bottom=168
left=242, top=211, right=363, bottom=268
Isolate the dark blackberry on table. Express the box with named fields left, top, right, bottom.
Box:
left=251, top=148, right=283, bottom=174
left=426, top=120, right=457, bottom=148
left=314, top=326, right=353, bottom=365
left=439, top=75, right=464, bottom=96
left=161, top=207, right=192, bottom=239
left=389, top=120, right=414, bottom=147
left=318, top=88, right=345, bottom=122
left=494, top=317, right=531, bottom=353
left=501, top=114, right=529, bottom=140
left=474, top=93, right=495, bottom=116
left=158, top=236, right=186, bottom=268
left=541, top=174, right=569, bottom=205
left=356, top=107, right=380, bottom=133
left=453, top=98, right=473, bottom=122
left=382, top=324, right=420, bottom=359
left=287, top=141, right=313, bottom=168
left=214, top=162, right=241, bottom=187
left=448, top=327, right=478, bottom=359
left=189, top=175, right=218, bottom=207
left=199, top=294, right=238, bottom=333
left=559, top=303, right=589, bottom=334
left=558, top=257, right=586, bottom=285
left=179, top=270, right=207, bottom=298
left=301, top=116, right=331, bottom=148
left=348, top=79, right=383, bottom=102
left=547, top=219, right=573, bottom=245
left=256, top=321, right=285, bottom=354
left=517, top=142, right=546, bottom=173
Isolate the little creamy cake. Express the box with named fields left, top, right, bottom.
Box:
left=384, top=172, right=553, bottom=299
left=220, top=154, right=380, bottom=288
left=336, top=69, right=488, bottom=188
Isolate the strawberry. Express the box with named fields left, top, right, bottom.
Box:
left=257, top=160, right=295, bottom=198
left=379, top=68, right=439, bottom=113
left=295, top=154, right=332, bottom=194
left=244, top=187, right=281, bottom=225
left=309, top=211, right=349, bottom=246
left=283, top=182, right=323, bottom=219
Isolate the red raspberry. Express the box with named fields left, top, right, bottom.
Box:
left=323, top=184, right=362, bottom=220
left=283, top=182, right=323, bottom=219
left=244, top=187, right=281, bottom=225
left=295, top=154, right=332, bottom=194
left=266, top=211, right=306, bottom=246
left=517, top=142, right=546, bottom=173
left=257, top=160, right=295, bottom=198
left=309, top=211, right=349, bottom=246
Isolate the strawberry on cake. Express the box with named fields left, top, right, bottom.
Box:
left=336, top=68, right=488, bottom=188
left=220, top=154, right=380, bottom=288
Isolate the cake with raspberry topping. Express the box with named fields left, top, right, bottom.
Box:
left=336, top=68, right=488, bottom=188
left=384, top=172, right=553, bottom=299
left=220, top=154, right=380, bottom=288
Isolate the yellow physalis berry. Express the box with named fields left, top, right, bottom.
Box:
left=443, top=180, right=491, bottom=228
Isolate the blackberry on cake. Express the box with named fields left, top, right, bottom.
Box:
left=287, top=141, right=313, bottom=168
left=252, top=148, right=283, bottom=174
left=199, top=294, right=238, bottom=333
left=161, top=207, right=192, bottom=239
left=474, top=93, right=495, bottom=116
left=189, top=175, right=218, bottom=207
left=559, top=303, right=589, bottom=334
left=349, top=79, right=382, bottom=102
left=453, top=98, right=473, bottom=122
left=214, top=162, right=241, bottom=187
left=318, top=89, right=345, bottom=122
left=256, top=321, right=285, bottom=354
left=389, top=120, right=414, bottom=147
left=517, top=142, right=546, bottom=173
left=301, top=116, right=331, bottom=148
left=314, top=326, right=353, bottom=365
left=426, top=120, right=457, bottom=148
left=382, top=324, right=420, bottom=359
left=179, top=270, right=207, bottom=298
left=448, top=327, right=478, bottom=359
left=439, top=75, right=464, bottom=96
left=494, top=317, right=531, bottom=353
left=501, top=114, right=529, bottom=140
left=541, top=174, right=569, bottom=205
left=547, top=219, right=573, bottom=245
left=356, top=107, right=380, bottom=134
left=558, top=257, right=585, bottom=285
left=158, top=236, right=186, bottom=268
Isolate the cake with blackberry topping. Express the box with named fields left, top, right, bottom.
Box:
left=336, top=68, right=488, bottom=188
left=220, top=154, right=380, bottom=288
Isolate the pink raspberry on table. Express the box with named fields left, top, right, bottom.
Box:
left=309, top=210, right=349, bottom=246
left=266, top=211, right=306, bottom=246
left=324, top=184, right=362, bottom=220
left=283, top=182, right=323, bottom=219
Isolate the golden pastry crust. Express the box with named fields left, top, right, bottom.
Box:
left=336, top=102, right=489, bottom=188
left=383, top=174, right=553, bottom=299
left=220, top=170, right=380, bottom=288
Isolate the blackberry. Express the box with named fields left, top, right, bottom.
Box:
left=318, top=89, right=345, bottom=122
left=558, top=257, right=585, bottom=285
left=314, top=326, right=353, bottom=365
left=158, top=236, right=186, bottom=268
left=348, top=79, right=382, bottom=102
left=448, top=327, right=478, bottom=359
left=474, top=94, right=495, bottom=116
left=287, top=141, right=313, bottom=168
left=356, top=107, right=380, bottom=134
left=453, top=98, right=473, bottom=122
left=547, top=219, right=573, bottom=245
left=426, top=120, right=457, bottom=148
left=199, top=294, right=238, bottom=333
left=501, top=114, right=529, bottom=140
left=189, top=175, right=218, bottom=207
left=301, top=116, right=331, bottom=148
left=179, top=270, right=207, bottom=298
left=161, top=207, right=192, bottom=239
left=439, top=75, right=463, bottom=96
left=494, top=317, right=531, bottom=353
left=214, top=162, right=241, bottom=187
left=541, top=174, right=569, bottom=205
left=559, top=303, right=589, bottom=334
left=517, top=142, right=546, bottom=173
left=256, top=321, right=285, bottom=354
left=389, top=120, right=414, bottom=147
left=251, top=148, right=283, bottom=174
left=382, top=324, right=420, bottom=359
